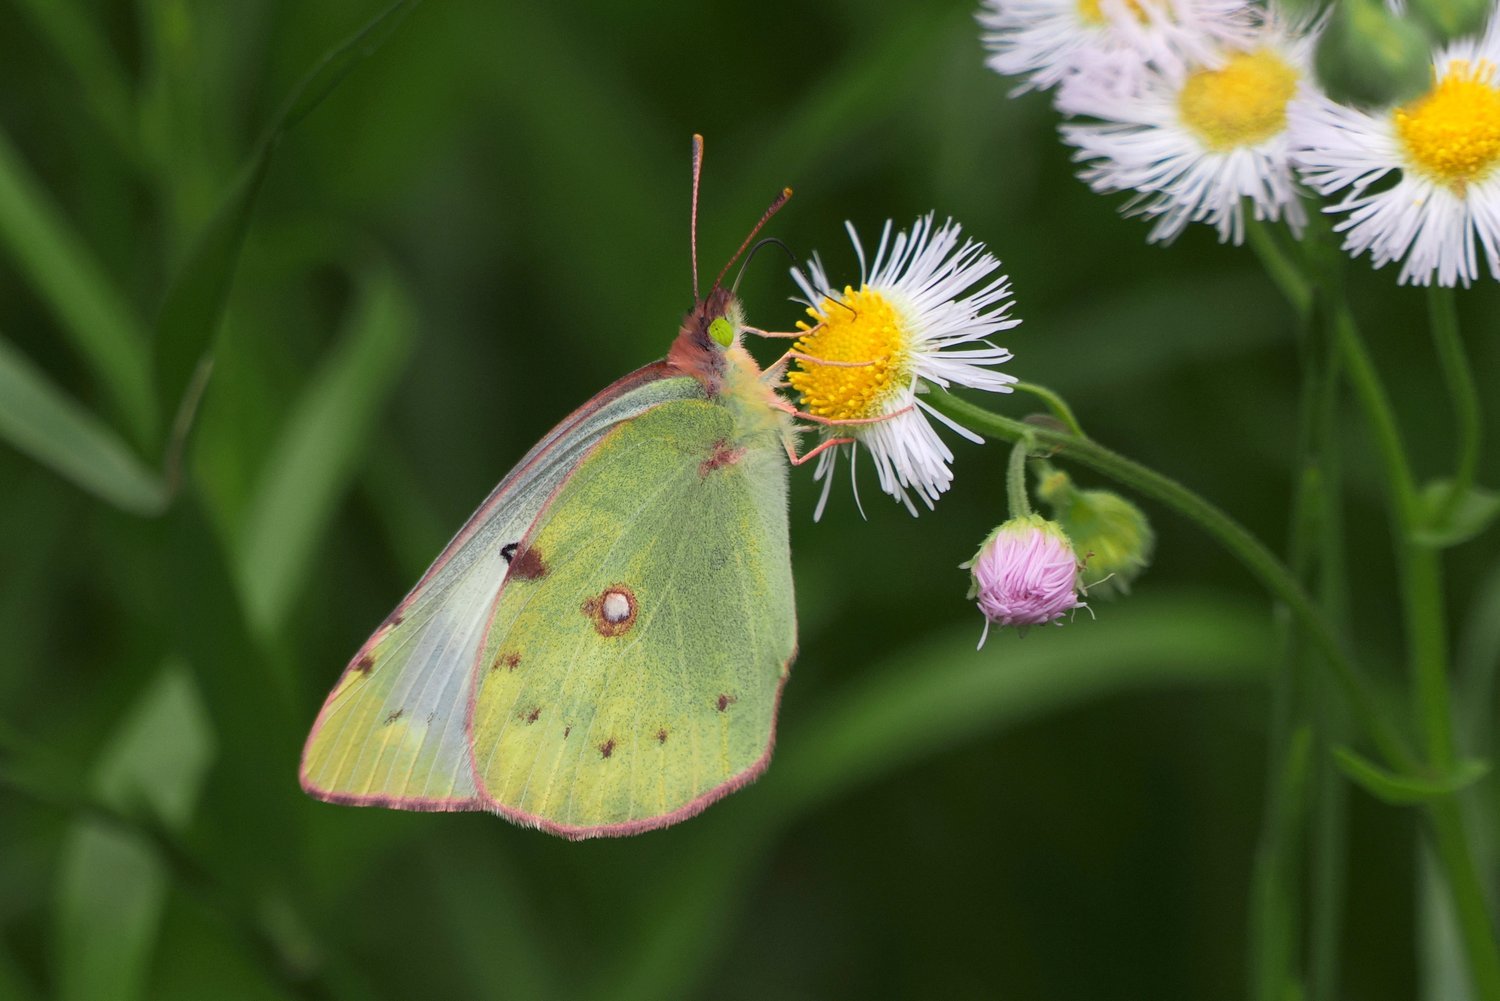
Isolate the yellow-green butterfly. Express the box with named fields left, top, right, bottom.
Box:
left=300, top=137, right=830, bottom=839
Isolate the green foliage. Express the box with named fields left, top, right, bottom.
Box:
left=0, top=1, right=1493, bottom=999
left=1415, top=479, right=1500, bottom=548
left=0, top=336, right=166, bottom=514
left=1333, top=747, right=1491, bottom=806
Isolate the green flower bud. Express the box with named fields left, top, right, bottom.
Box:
left=1410, top=0, right=1491, bottom=44
left=1036, top=469, right=1153, bottom=597
left=1314, top=0, right=1433, bottom=107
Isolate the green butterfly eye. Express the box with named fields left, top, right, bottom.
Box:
left=708, top=316, right=735, bottom=347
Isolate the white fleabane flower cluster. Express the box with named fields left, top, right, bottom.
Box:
left=980, top=0, right=1500, bottom=286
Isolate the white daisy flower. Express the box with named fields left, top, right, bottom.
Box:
left=1058, top=6, right=1318, bottom=245
left=1289, top=16, right=1500, bottom=286
left=787, top=215, right=1019, bottom=518
left=977, top=0, right=1257, bottom=94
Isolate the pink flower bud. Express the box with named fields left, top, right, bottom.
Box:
left=964, top=514, right=1085, bottom=646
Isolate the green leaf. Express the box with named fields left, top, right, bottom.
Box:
left=12, top=0, right=141, bottom=168
left=54, top=663, right=215, bottom=1001
left=0, top=336, right=168, bottom=515
left=1333, top=746, right=1491, bottom=805
left=237, top=265, right=415, bottom=634
left=1414, top=479, right=1500, bottom=547
left=595, top=591, right=1272, bottom=1001
left=152, top=0, right=424, bottom=454
left=0, top=128, right=155, bottom=444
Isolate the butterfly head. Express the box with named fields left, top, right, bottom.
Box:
left=672, top=135, right=789, bottom=394
left=667, top=286, right=744, bottom=390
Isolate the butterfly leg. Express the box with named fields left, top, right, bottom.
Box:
left=771, top=350, right=874, bottom=372
left=784, top=435, right=852, bottom=467
left=786, top=403, right=916, bottom=427
left=741, top=325, right=807, bottom=340
left=759, top=348, right=875, bottom=388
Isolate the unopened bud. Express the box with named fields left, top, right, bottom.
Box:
left=1037, top=470, right=1154, bottom=598
left=1315, top=0, right=1433, bottom=106
left=963, top=514, right=1085, bottom=646
left=1410, top=0, right=1491, bottom=43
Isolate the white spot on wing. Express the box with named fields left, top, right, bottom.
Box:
left=602, top=591, right=632, bottom=623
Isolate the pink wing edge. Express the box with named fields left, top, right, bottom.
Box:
left=298, top=361, right=677, bottom=812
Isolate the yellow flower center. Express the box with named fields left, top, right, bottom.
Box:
left=1177, top=49, right=1300, bottom=151
left=787, top=285, right=913, bottom=422
left=1076, top=0, right=1147, bottom=25
left=1394, top=60, right=1500, bottom=193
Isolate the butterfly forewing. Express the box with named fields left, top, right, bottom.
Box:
left=468, top=398, right=795, bottom=837
left=299, top=367, right=704, bottom=809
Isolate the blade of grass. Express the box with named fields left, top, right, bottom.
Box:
left=12, top=0, right=142, bottom=168
left=152, top=0, right=424, bottom=459
left=237, top=265, right=415, bottom=635
left=0, top=335, right=168, bottom=515
left=0, top=128, right=155, bottom=443
left=53, top=663, right=215, bottom=1001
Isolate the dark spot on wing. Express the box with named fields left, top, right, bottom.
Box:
left=522, top=706, right=541, bottom=724
left=426, top=712, right=436, bottom=724
left=353, top=653, right=374, bottom=675
left=716, top=694, right=737, bottom=712
left=508, top=545, right=548, bottom=580
left=564, top=725, right=572, bottom=739
left=384, top=708, right=404, bottom=725
left=501, top=542, right=518, bottom=563
left=699, top=437, right=746, bottom=477
left=656, top=728, right=668, bottom=744
left=494, top=650, right=521, bottom=672
left=599, top=738, right=616, bottom=758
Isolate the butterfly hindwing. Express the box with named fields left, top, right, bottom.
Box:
left=468, top=397, right=795, bottom=837
left=298, top=367, right=704, bottom=809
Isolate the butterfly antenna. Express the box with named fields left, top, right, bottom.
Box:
left=731, top=237, right=798, bottom=295
left=691, top=134, right=704, bottom=301
left=713, top=186, right=793, bottom=292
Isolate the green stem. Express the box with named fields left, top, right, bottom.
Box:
left=1245, top=221, right=1313, bottom=319
left=1013, top=381, right=1085, bottom=437
left=1329, top=305, right=1454, bottom=769
left=1254, top=218, right=1495, bottom=998
left=1426, top=286, right=1482, bottom=526
left=1308, top=326, right=1350, bottom=1001
left=1429, top=797, right=1500, bottom=999
left=1006, top=437, right=1033, bottom=518
left=927, top=388, right=1415, bottom=772
left=1326, top=298, right=1499, bottom=999
left=1250, top=293, right=1324, bottom=1001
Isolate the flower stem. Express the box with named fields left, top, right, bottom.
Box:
left=1006, top=437, right=1033, bottom=518
left=1014, top=381, right=1085, bottom=437
left=1328, top=303, right=1455, bottom=769
left=1426, top=286, right=1482, bottom=525
left=1324, top=297, right=1500, bottom=999
left=1245, top=220, right=1313, bottom=318
left=926, top=388, right=1416, bottom=772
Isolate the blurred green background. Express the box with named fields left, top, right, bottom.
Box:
left=2, top=1, right=1497, bottom=998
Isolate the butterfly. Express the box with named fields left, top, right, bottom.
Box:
left=300, top=137, right=847, bottom=839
